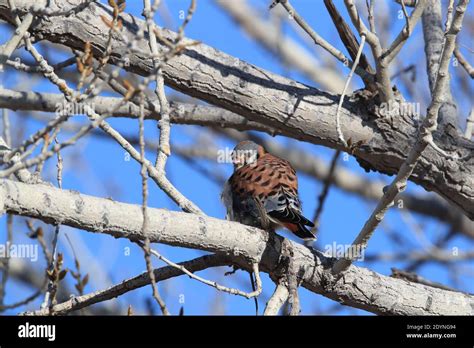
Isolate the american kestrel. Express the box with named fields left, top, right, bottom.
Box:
left=222, top=141, right=315, bottom=240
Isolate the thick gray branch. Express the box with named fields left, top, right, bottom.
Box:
left=0, top=88, right=277, bottom=135
left=0, top=0, right=472, bottom=218
left=1, top=179, right=473, bottom=315
left=1, top=88, right=472, bottom=238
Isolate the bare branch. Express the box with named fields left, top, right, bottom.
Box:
left=216, top=0, right=346, bottom=93
left=324, top=0, right=374, bottom=80
left=137, top=86, right=169, bottom=315
left=454, top=44, right=474, bottom=78
left=391, top=268, right=469, bottom=293
left=332, top=0, right=470, bottom=274
left=143, top=243, right=262, bottom=300
left=2, top=178, right=473, bottom=315
left=366, top=0, right=375, bottom=34
left=143, top=0, right=172, bottom=170
left=274, top=0, right=374, bottom=84
left=312, top=150, right=341, bottom=230
left=263, top=283, right=289, bottom=316
left=382, top=0, right=427, bottom=63
left=336, top=34, right=367, bottom=147
left=23, top=254, right=231, bottom=316
left=344, top=0, right=393, bottom=101
left=0, top=0, right=471, bottom=217
left=0, top=10, right=33, bottom=66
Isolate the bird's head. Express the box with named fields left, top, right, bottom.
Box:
left=231, top=141, right=265, bottom=170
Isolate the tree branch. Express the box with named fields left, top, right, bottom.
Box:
left=332, top=0, right=470, bottom=274
left=454, top=44, right=474, bottom=79
left=0, top=0, right=472, bottom=218
left=2, top=88, right=474, bottom=234
left=1, top=178, right=473, bottom=315
left=274, top=0, right=374, bottom=85
left=216, top=0, right=346, bottom=93
left=382, top=0, right=427, bottom=64
left=264, top=283, right=289, bottom=316
left=23, top=254, right=231, bottom=316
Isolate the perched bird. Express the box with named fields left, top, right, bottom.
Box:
left=222, top=141, right=315, bottom=240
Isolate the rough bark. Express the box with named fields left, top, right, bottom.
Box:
left=1, top=88, right=473, bottom=239
left=1, top=178, right=473, bottom=315
left=0, top=0, right=472, bottom=218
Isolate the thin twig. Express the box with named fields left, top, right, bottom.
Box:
left=323, top=0, right=374, bottom=90
left=275, top=0, right=374, bottom=84
left=382, top=0, right=427, bottom=64
left=26, top=221, right=51, bottom=264
left=0, top=287, right=44, bottom=312
left=139, top=241, right=263, bottom=299
left=312, top=150, right=341, bottom=231
left=344, top=0, right=393, bottom=101
left=4, top=16, right=202, bottom=214
left=390, top=268, right=469, bottom=293
left=144, top=0, right=171, bottom=170
left=366, top=0, right=376, bottom=34
left=0, top=3, right=33, bottom=66
left=6, top=56, right=77, bottom=73
left=144, top=0, right=196, bottom=170
left=138, top=89, right=170, bottom=316
left=336, top=34, right=366, bottom=147
left=454, top=45, right=474, bottom=78
left=33, top=130, right=56, bottom=180
left=399, top=0, right=410, bottom=36
left=141, top=239, right=170, bottom=315
left=40, top=142, right=63, bottom=311
left=22, top=254, right=230, bottom=316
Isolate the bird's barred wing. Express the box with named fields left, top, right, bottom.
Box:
left=225, top=152, right=315, bottom=239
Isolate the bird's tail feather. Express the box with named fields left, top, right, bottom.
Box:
left=283, top=222, right=316, bottom=240
left=268, top=209, right=316, bottom=240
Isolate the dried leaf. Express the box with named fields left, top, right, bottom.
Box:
left=58, top=269, right=68, bottom=281
left=82, top=274, right=89, bottom=287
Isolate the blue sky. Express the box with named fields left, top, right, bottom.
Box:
left=1, top=0, right=473, bottom=315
